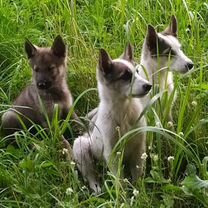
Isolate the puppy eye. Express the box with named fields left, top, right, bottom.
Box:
left=162, top=47, right=175, bottom=57
left=167, top=48, right=176, bottom=56
left=120, top=70, right=132, bottom=81
left=48, top=66, right=55, bottom=71
left=170, top=49, right=176, bottom=56
left=34, top=67, right=39, bottom=72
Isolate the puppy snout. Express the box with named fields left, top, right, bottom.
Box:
left=186, top=62, right=194, bottom=70
left=143, top=83, right=152, bottom=92
left=37, top=80, right=52, bottom=90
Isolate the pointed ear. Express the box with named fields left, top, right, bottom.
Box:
left=99, top=49, right=112, bottom=74
left=163, top=15, right=177, bottom=37
left=146, top=25, right=158, bottom=50
left=51, top=35, right=66, bottom=57
left=25, top=39, right=37, bottom=59
left=122, top=43, right=133, bottom=61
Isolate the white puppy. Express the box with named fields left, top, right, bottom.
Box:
left=140, top=16, right=194, bottom=118
left=73, top=44, right=152, bottom=193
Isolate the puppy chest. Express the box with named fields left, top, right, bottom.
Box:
left=39, top=99, right=70, bottom=120
left=116, top=111, right=140, bottom=134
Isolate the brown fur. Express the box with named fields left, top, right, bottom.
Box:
left=1, top=36, right=74, bottom=144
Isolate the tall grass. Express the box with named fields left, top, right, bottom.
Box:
left=0, top=0, right=208, bottom=207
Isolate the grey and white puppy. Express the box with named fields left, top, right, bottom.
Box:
left=73, top=45, right=152, bottom=193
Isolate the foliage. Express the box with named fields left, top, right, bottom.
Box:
left=0, top=0, right=208, bottom=207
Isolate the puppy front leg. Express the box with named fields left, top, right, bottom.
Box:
left=130, top=157, right=145, bottom=182
left=87, top=107, right=98, bottom=121
left=73, top=135, right=101, bottom=194
left=103, top=144, right=121, bottom=177
left=71, top=111, right=88, bottom=135
left=86, top=108, right=98, bottom=132
left=128, top=136, right=146, bottom=182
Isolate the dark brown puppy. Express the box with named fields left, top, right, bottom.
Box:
left=1, top=36, right=75, bottom=151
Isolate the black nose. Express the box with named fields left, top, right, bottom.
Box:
left=143, top=83, right=152, bottom=92
left=37, top=81, right=52, bottom=89
left=186, top=62, right=194, bottom=70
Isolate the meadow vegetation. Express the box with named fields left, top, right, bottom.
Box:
left=0, top=0, right=208, bottom=207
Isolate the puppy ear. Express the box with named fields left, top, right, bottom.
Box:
left=25, top=39, right=37, bottom=59
left=163, top=15, right=177, bottom=37
left=51, top=35, right=66, bottom=57
left=146, top=25, right=158, bottom=50
left=122, top=43, right=133, bottom=61
left=99, top=49, right=112, bottom=74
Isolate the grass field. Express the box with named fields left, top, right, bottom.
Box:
left=0, top=0, right=208, bottom=207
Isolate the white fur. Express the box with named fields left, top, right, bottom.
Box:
left=140, top=32, right=193, bottom=117
left=113, top=58, right=135, bottom=71
left=73, top=58, right=151, bottom=193
left=157, top=33, right=193, bottom=73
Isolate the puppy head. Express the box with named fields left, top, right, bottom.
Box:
left=98, top=44, right=152, bottom=98
left=144, top=16, right=194, bottom=73
left=25, top=35, right=67, bottom=90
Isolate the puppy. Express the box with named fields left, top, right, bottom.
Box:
left=88, top=16, right=194, bottom=122
left=73, top=44, right=152, bottom=193
left=1, top=36, right=74, bottom=150
left=140, top=16, right=194, bottom=119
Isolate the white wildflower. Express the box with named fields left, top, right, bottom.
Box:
left=66, top=187, right=73, bottom=195
left=62, top=148, right=69, bottom=155
left=191, top=101, right=197, bottom=107
left=70, top=161, right=76, bottom=166
left=123, top=178, right=129, bottom=183
left=115, top=126, right=120, bottom=131
left=167, top=121, right=173, bottom=128
left=141, top=152, right=148, bottom=160
left=81, top=185, right=87, bottom=190
left=116, top=151, right=121, bottom=155
left=167, top=156, right=175, bottom=162
left=133, top=188, right=139, bottom=197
